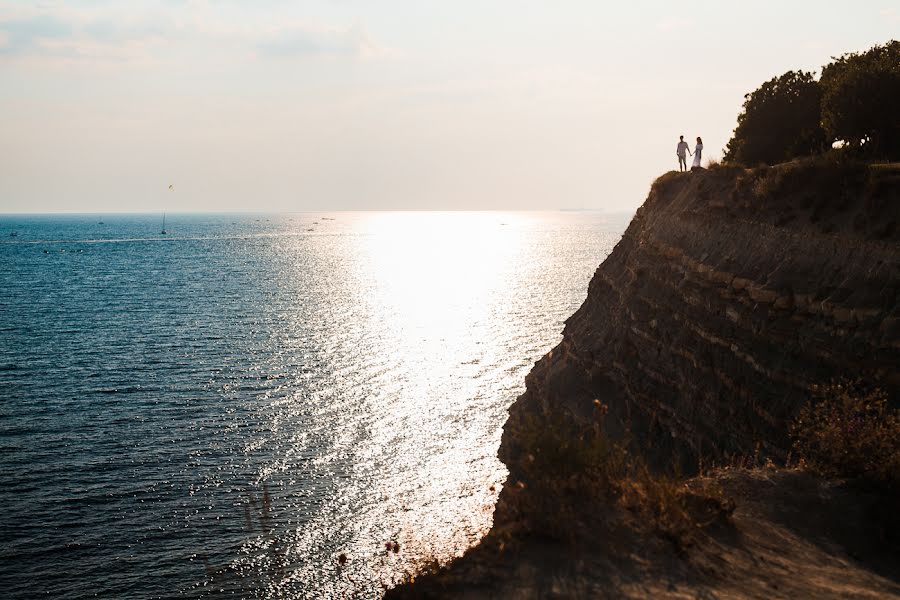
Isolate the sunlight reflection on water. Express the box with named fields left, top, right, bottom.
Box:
left=232, top=212, right=622, bottom=598
left=0, top=211, right=624, bottom=599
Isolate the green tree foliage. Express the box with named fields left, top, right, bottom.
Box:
left=723, top=70, right=826, bottom=166
left=820, top=40, right=900, bottom=159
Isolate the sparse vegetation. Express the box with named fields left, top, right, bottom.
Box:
left=791, top=381, right=900, bottom=490
left=748, top=153, right=867, bottom=200
left=650, top=170, right=685, bottom=198
left=504, top=406, right=734, bottom=549
left=391, top=557, right=443, bottom=587
left=503, top=410, right=629, bottom=542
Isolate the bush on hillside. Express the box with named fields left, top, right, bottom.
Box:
left=791, top=381, right=900, bottom=490
left=723, top=70, right=826, bottom=166
left=505, top=407, right=734, bottom=547
left=820, top=40, right=900, bottom=160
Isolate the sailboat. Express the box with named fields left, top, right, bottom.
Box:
left=160, top=184, right=173, bottom=235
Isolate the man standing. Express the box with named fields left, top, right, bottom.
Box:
left=676, top=135, right=692, bottom=172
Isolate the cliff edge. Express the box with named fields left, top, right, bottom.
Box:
left=389, top=159, right=900, bottom=599
left=503, top=160, right=899, bottom=477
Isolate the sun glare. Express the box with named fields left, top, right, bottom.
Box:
left=338, top=212, right=532, bottom=570
left=360, top=212, right=527, bottom=347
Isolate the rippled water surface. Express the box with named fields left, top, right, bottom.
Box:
left=0, top=212, right=626, bottom=598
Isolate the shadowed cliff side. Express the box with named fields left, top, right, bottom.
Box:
left=388, top=159, right=900, bottom=599
left=503, top=159, right=899, bottom=478
left=387, top=467, right=900, bottom=599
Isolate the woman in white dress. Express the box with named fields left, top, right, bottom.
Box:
left=692, top=137, right=703, bottom=169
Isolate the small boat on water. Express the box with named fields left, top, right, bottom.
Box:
left=161, top=184, right=174, bottom=234
left=9, top=231, right=18, bottom=237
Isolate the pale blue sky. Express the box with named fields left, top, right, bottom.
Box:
left=1, top=1, right=896, bottom=212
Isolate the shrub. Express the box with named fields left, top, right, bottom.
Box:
left=723, top=70, right=826, bottom=166
left=504, top=411, right=629, bottom=538
left=820, top=40, right=900, bottom=160
left=791, top=381, right=900, bottom=490
left=505, top=407, right=733, bottom=546
left=749, top=154, right=867, bottom=202
left=515, top=411, right=628, bottom=486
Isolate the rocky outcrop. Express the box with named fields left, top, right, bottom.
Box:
left=502, top=160, right=900, bottom=477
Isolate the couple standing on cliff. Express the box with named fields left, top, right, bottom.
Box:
left=676, top=135, right=703, bottom=172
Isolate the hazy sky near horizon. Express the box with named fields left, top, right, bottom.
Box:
left=1, top=1, right=896, bottom=213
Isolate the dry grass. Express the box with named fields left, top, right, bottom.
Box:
left=391, top=557, right=443, bottom=587
left=389, top=384, right=900, bottom=598
left=791, top=381, right=900, bottom=491
left=748, top=153, right=868, bottom=199
left=650, top=170, right=685, bottom=199
left=621, top=467, right=735, bottom=553
left=503, top=405, right=734, bottom=549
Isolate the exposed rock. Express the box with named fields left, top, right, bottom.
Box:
left=389, top=160, right=900, bottom=598
left=503, top=161, right=899, bottom=477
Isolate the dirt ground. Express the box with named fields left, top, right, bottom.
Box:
left=387, top=468, right=900, bottom=599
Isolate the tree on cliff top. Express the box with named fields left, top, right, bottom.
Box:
left=723, top=70, right=826, bottom=166
left=820, top=40, right=900, bottom=160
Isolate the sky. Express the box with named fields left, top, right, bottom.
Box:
left=0, top=1, right=897, bottom=213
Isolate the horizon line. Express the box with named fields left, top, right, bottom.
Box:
left=0, top=208, right=634, bottom=216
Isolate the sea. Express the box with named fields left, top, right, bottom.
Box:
left=0, top=211, right=627, bottom=599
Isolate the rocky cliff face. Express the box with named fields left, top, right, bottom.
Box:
left=387, top=161, right=900, bottom=599
left=501, top=160, right=900, bottom=478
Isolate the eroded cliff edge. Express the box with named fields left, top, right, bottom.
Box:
left=388, top=160, right=900, bottom=599
left=503, top=160, right=899, bottom=478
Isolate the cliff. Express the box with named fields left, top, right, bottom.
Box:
left=504, top=159, right=899, bottom=475
left=388, top=159, right=900, bottom=599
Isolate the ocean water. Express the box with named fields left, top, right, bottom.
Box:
left=0, top=212, right=626, bottom=599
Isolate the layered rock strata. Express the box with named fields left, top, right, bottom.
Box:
left=387, top=161, right=900, bottom=599
left=502, top=160, right=900, bottom=476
